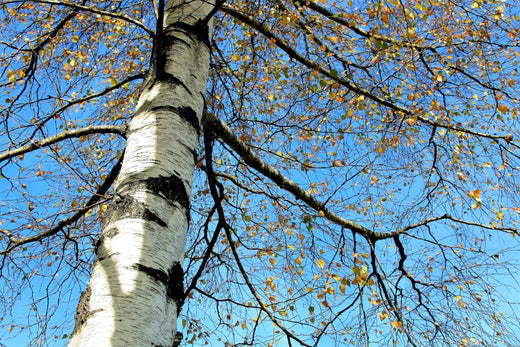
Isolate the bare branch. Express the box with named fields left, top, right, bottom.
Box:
left=394, top=214, right=518, bottom=238
left=204, top=111, right=518, bottom=243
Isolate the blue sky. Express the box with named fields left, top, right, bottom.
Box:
left=1, top=0, right=520, bottom=346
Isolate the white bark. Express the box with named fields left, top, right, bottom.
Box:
left=68, top=0, right=213, bottom=345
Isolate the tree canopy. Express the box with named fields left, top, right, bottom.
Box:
left=1, top=0, right=519, bottom=345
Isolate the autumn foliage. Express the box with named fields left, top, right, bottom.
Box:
left=1, top=0, right=519, bottom=346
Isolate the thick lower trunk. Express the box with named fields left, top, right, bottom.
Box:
left=68, top=1, right=213, bottom=345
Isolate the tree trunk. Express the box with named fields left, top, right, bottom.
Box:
left=68, top=0, right=213, bottom=345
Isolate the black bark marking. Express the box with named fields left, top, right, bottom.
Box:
left=95, top=226, right=119, bottom=256
left=167, top=262, right=185, bottom=309
left=142, top=175, right=191, bottom=221
left=115, top=175, right=191, bottom=221
left=166, top=20, right=211, bottom=48
left=134, top=262, right=185, bottom=310
left=150, top=105, right=199, bottom=132
left=134, top=263, right=169, bottom=284
left=156, top=72, right=192, bottom=96
left=106, top=194, right=168, bottom=227
left=71, top=286, right=103, bottom=337
left=173, top=332, right=183, bottom=347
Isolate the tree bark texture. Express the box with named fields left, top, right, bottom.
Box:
left=68, top=0, right=213, bottom=345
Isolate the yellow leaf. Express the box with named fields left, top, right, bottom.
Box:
left=468, top=189, right=482, bottom=202
left=295, top=257, right=302, bottom=265
left=317, top=259, right=325, bottom=268
left=7, top=70, right=16, bottom=83
left=231, top=54, right=240, bottom=62
left=497, top=104, right=509, bottom=114
left=391, top=321, right=403, bottom=329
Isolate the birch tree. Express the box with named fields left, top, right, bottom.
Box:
left=1, top=0, right=519, bottom=346
left=65, top=0, right=214, bottom=345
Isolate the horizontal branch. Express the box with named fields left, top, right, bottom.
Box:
left=7, top=0, right=154, bottom=36
left=204, top=112, right=518, bottom=242
left=0, top=125, right=126, bottom=163
left=393, top=214, right=518, bottom=238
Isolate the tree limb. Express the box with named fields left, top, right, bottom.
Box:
left=221, top=5, right=512, bottom=142
left=0, top=125, right=126, bottom=163
left=1, top=154, right=123, bottom=255
left=8, top=0, right=154, bottom=36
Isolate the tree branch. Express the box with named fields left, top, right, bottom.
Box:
left=31, top=73, right=145, bottom=136
left=8, top=0, right=154, bottom=36
left=203, top=128, right=312, bottom=347
left=203, top=110, right=373, bottom=237
left=394, top=214, right=518, bottom=238
left=221, top=5, right=512, bottom=142
left=203, top=111, right=518, bottom=242
left=1, top=154, right=123, bottom=255
left=0, top=125, right=126, bottom=163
